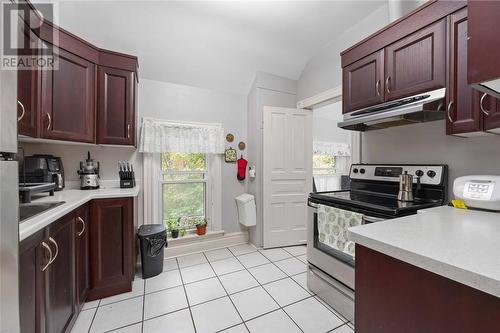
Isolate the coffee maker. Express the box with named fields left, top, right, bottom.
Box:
left=22, top=154, right=65, bottom=190
left=78, top=151, right=100, bottom=190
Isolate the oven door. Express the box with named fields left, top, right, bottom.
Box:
left=306, top=199, right=384, bottom=290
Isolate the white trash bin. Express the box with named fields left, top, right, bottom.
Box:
left=235, top=193, right=256, bottom=227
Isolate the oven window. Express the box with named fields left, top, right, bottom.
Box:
left=313, top=211, right=355, bottom=267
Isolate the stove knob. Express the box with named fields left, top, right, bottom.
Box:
left=415, top=170, right=424, bottom=177
left=427, top=170, right=436, bottom=178
left=353, top=168, right=359, bottom=174
left=360, top=168, right=366, bottom=174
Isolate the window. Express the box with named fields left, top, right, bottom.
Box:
left=161, top=153, right=208, bottom=230
left=313, top=154, right=336, bottom=175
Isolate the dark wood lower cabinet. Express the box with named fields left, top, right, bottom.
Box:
left=46, top=214, right=77, bottom=333
left=19, top=229, right=46, bottom=333
left=19, top=197, right=135, bottom=332
left=88, top=198, right=134, bottom=300
left=355, top=245, right=500, bottom=333
left=75, top=204, right=90, bottom=308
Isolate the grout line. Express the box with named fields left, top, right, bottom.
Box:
left=327, top=322, right=354, bottom=333
left=86, top=300, right=100, bottom=333
left=80, top=245, right=344, bottom=333
left=141, top=276, right=146, bottom=333
left=102, top=321, right=143, bottom=333
left=230, top=250, right=305, bottom=333
left=176, top=256, right=198, bottom=333
left=202, top=251, right=251, bottom=332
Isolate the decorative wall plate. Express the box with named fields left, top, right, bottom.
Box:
left=226, top=133, right=234, bottom=143
left=224, top=147, right=237, bottom=163
left=238, top=141, right=246, bottom=150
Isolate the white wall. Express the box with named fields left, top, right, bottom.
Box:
left=297, top=3, right=390, bottom=101
left=362, top=121, right=500, bottom=198
left=313, top=101, right=350, bottom=143
left=139, top=79, right=248, bottom=233
left=22, top=78, right=248, bottom=234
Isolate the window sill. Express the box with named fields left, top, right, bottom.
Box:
left=167, top=230, right=224, bottom=245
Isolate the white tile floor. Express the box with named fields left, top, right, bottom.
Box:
left=71, top=244, right=354, bottom=333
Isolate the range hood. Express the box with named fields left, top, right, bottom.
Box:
left=338, top=88, right=446, bottom=131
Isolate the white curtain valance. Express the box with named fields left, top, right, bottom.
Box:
left=313, top=141, right=351, bottom=157
left=139, top=117, right=225, bottom=154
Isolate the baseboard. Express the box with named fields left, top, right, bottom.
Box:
left=164, top=231, right=249, bottom=258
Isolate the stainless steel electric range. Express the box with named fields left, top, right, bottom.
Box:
left=306, top=164, right=448, bottom=322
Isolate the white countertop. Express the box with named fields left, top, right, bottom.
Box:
left=348, top=205, right=500, bottom=298
left=20, top=185, right=140, bottom=241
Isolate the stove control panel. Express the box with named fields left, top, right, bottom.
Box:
left=349, top=164, right=446, bottom=185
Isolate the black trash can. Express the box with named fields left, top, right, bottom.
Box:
left=138, top=224, right=167, bottom=279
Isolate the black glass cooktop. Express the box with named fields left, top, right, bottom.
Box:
left=309, top=190, right=442, bottom=216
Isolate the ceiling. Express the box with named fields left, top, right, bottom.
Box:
left=51, top=0, right=387, bottom=95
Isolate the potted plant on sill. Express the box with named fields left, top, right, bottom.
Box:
left=196, top=218, right=208, bottom=236
left=166, top=218, right=179, bottom=239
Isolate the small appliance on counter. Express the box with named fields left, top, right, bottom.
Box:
left=21, top=154, right=65, bottom=190
left=453, top=175, right=500, bottom=211
left=78, top=151, right=100, bottom=190
left=119, top=161, right=136, bottom=188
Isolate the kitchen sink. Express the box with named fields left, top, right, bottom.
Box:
left=19, top=201, right=65, bottom=222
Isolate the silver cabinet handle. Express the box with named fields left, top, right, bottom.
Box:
left=375, top=79, right=381, bottom=97
left=480, top=93, right=491, bottom=116
left=48, top=237, right=58, bottom=264
left=41, top=242, right=53, bottom=271
left=127, top=124, right=131, bottom=138
left=385, top=76, right=391, bottom=94
left=447, top=101, right=454, bottom=123
left=46, top=113, right=52, bottom=130
left=77, top=216, right=86, bottom=237
left=17, top=100, right=26, bottom=122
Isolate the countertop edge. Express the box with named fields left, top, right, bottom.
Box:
left=19, top=187, right=140, bottom=241
left=349, top=230, right=500, bottom=298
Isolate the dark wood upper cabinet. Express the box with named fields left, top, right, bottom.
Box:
left=88, top=198, right=134, bottom=300
left=40, top=47, right=95, bottom=143
left=75, top=204, right=90, bottom=308
left=446, top=8, right=499, bottom=136
left=19, top=229, right=46, bottom=333
left=45, top=213, right=77, bottom=333
left=384, top=19, right=446, bottom=101
left=447, top=9, right=482, bottom=135
left=467, top=0, right=500, bottom=99
left=483, top=98, right=500, bottom=134
left=17, top=19, right=40, bottom=138
left=342, top=50, right=384, bottom=114
left=97, top=66, right=136, bottom=145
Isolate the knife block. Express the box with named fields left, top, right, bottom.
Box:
left=119, top=170, right=136, bottom=188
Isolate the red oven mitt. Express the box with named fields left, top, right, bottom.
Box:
left=237, top=156, right=248, bottom=181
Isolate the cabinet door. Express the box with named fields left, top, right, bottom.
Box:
left=447, top=9, right=482, bottom=135
left=75, top=204, right=90, bottom=307
left=446, top=9, right=495, bottom=136
left=97, top=66, right=135, bottom=145
left=342, top=50, right=384, bottom=113
left=385, top=19, right=446, bottom=101
left=467, top=0, right=500, bottom=96
left=46, top=214, right=77, bottom=333
left=20, top=230, right=47, bottom=333
left=17, top=19, right=40, bottom=137
left=40, top=47, right=95, bottom=143
left=483, top=96, right=500, bottom=133
left=89, top=198, right=134, bottom=300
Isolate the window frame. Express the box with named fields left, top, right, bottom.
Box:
left=160, top=153, right=210, bottom=231
left=151, top=153, right=222, bottom=235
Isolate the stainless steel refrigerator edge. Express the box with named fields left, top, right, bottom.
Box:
left=0, top=11, right=21, bottom=333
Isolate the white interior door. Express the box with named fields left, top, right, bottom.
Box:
left=263, top=106, right=312, bottom=248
